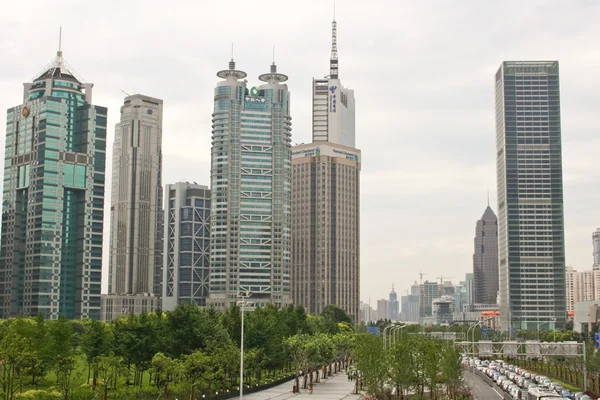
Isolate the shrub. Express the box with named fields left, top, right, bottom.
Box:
left=14, top=390, right=62, bottom=400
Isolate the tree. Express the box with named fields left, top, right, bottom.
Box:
left=80, top=319, right=112, bottom=387
left=48, top=318, right=81, bottom=400
left=388, top=337, right=416, bottom=399
left=0, top=319, right=30, bottom=400
left=353, top=333, right=389, bottom=398
left=150, top=353, right=177, bottom=400
left=97, top=354, right=126, bottom=400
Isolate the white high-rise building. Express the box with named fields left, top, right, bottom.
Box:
left=580, top=270, right=595, bottom=302
left=312, top=19, right=355, bottom=147
left=565, top=265, right=580, bottom=312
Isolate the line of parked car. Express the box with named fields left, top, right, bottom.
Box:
left=462, top=356, right=592, bottom=400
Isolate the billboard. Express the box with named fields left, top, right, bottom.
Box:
left=291, top=144, right=361, bottom=164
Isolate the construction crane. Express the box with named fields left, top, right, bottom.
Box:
left=418, top=271, right=428, bottom=285
left=437, top=275, right=455, bottom=284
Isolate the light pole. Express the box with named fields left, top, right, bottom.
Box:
left=237, top=290, right=253, bottom=400
left=391, top=324, right=406, bottom=346
left=469, top=317, right=496, bottom=360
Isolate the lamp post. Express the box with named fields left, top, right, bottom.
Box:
left=237, top=290, right=253, bottom=400
left=391, top=324, right=406, bottom=347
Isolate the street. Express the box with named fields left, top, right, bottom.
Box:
left=463, top=368, right=505, bottom=400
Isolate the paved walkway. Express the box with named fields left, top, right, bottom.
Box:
left=232, top=371, right=361, bottom=400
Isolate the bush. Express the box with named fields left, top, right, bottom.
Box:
left=14, top=390, right=62, bottom=400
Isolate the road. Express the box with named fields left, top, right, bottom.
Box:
left=463, top=368, right=506, bottom=400
left=230, top=371, right=361, bottom=400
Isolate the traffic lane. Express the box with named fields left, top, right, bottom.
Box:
left=463, top=369, right=505, bottom=400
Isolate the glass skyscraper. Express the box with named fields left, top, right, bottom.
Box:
left=207, top=59, right=291, bottom=310
left=495, top=61, right=566, bottom=331
left=0, top=49, right=107, bottom=320
left=162, top=182, right=210, bottom=310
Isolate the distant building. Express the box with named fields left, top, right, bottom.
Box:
left=565, top=265, right=580, bottom=312
left=480, top=311, right=500, bottom=330
left=162, top=182, right=210, bottom=311
left=420, top=281, right=440, bottom=318
left=400, top=282, right=420, bottom=322
left=473, top=206, right=499, bottom=304
left=377, top=298, right=390, bottom=321
left=359, top=301, right=374, bottom=323
left=593, top=228, right=600, bottom=265
left=465, top=273, right=474, bottom=305
left=389, top=285, right=399, bottom=321
left=432, top=296, right=455, bottom=324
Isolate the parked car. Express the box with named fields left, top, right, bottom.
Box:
left=560, top=389, right=573, bottom=398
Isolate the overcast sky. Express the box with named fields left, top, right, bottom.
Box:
left=1, top=0, right=599, bottom=306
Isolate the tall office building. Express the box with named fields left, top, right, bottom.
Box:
left=207, top=59, right=292, bottom=310
left=291, top=18, right=361, bottom=322
left=291, top=143, right=361, bottom=320
left=389, top=285, right=399, bottom=321
left=312, top=19, right=356, bottom=147
left=0, top=47, right=107, bottom=320
left=472, top=205, right=499, bottom=304
left=465, top=272, right=474, bottom=305
left=565, top=265, right=580, bottom=313
left=400, top=282, right=420, bottom=322
left=107, top=95, right=163, bottom=297
left=420, top=281, right=440, bottom=318
left=495, top=61, right=566, bottom=330
left=376, top=298, right=390, bottom=321
left=593, top=228, right=600, bottom=265
left=162, top=182, right=210, bottom=310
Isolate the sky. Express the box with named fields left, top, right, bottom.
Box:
left=1, top=0, right=600, bottom=307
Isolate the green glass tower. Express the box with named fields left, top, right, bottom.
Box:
left=0, top=48, right=107, bottom=320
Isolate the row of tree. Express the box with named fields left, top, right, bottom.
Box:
left=353, top=333, right=465, bottom=400
left=0, top=303, right=354, bottom=400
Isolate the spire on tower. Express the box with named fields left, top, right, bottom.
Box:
left=330, top=7, right=339, bottom=79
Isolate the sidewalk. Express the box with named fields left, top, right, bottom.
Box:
left=232, top=371, right=361, bottom=400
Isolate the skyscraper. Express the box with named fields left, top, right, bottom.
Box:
left=291, top=18, right=361, bottom=322
left=312, top=19, right=356, bottom=147
left=472, top=205, right=499, bottom=304
left=593, top=228, right=600, bottom=265
left=162, top=182, right=210, bottom=310
left=107, top=95, right=163, bottom=297
left=565, top=265, right=580, bottom=313
left=291, top=143, right=361, bottom=320
left=420, top=281, right=440, bottom=318
left=389, top=285, right=399, bottom=321
left=495, top=61, right=566, bottom=331
left=207, top=59, right=292, bottom=310
left=0, top=47, right=107, bottom=320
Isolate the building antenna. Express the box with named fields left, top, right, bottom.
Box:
left=121, top=90, right=131, bottom=97
left=330, top=4, right=338, bottom=79
left=272, top=45, right=275, bottom=64
left=487, top=186, right=490, bottom=207
left=231, top=42, right=234, bottom=61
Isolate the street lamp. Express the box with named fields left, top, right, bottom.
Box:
left=468, top=317, right=496, bottom=360
left=237, top=290, right=253, bottom=400
left=390, top=324, right=406, bottom=346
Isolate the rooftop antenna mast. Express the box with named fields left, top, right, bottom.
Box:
left=330, top=3, right=338, bottom=79
left=487, top=186, right=490, bottom=207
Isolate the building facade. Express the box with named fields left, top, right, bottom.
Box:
left=207, top=60, right=292, bottom=310
left=495, top=61, right=566, bottom=330
left=107, top=94, right=163, bottom=298
left=162, top=182, right=210, bottom=310
left=290, top=142, right=361, bottom=321
left=0, top=50, right=106, bottom=319
left=473, top=206, right=499, bottom=304
left=312, top=19, right=356, bottom=147
left=465, top=272, right=474, bottom=305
